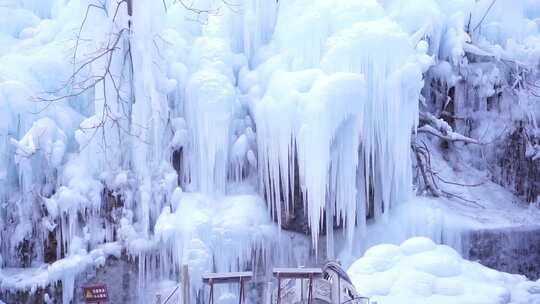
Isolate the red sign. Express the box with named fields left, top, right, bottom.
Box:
left=83, top=284, right=108, bottom=303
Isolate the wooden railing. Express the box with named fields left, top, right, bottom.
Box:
left=202, top=271, right=253, bottom=304
left=154, top=263, right=370, bottom=304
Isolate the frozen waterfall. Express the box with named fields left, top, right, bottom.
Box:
left=1, top=0, right=540, bottom=303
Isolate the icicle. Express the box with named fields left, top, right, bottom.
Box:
left=184, top=32, right=236, bottom=194
left=249, top=12, right=429, bottom=251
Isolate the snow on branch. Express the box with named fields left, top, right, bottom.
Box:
left=418, top=112, right=479, bottom=144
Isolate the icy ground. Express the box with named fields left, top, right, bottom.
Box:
left=335, top=197, right=540, bottom=272
left=347, top=237, right=540, bottom=304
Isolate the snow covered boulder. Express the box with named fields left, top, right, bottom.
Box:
left=11, top=117, right=66, bottom=167
left=0, top=7, right=40, bottom=37
left=348, top=237, right=540, bottom=304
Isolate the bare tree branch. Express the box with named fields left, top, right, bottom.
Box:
left=473, top=0, right=497, bottom=33
left=418, top=111, right=479, bottom=144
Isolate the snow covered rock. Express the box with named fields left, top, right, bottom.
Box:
left=348, top=237, right=540, bottom=304
left=11, top=117, right=66, bottom=167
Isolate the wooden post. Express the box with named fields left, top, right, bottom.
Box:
left=208, top=280, right=214, bottom=304
left=307, top=274, right=313, bottom=304
left=336, top=276, right=341, bottom=304
left=276, top=275, right=281, bottom=304
left=181, top=264, right=190, bottom=304
left=238, top=277, right=244, bottom=304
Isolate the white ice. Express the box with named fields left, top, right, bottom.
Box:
left=348, top=237, right=540, bottom=304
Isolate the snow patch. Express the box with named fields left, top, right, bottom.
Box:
left=348, top=237, right=540, bottom=304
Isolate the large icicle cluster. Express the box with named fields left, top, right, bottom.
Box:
left=184, top=20, right=237, bottom=195
left=242, top=0, right=430, bottom=250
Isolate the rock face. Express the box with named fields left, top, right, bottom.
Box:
left=464, top=226, right=540, bottom=280
left=0, top=257, right=138, bottom=304
left=0, top=286, right=61, bottom=304
left=73, top=257, right=138, bottom=304
left=496, top=126, right=540, bottom=203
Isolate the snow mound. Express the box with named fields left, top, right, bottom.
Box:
left=348, top=237, right=540, bottom=304
left=145, top=192, right=284, bottom=290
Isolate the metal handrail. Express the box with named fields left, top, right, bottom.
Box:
left=162, top=284, right=181, bottom=304
left=158, top=265, right=190, bottom=304
left=341, top=296, right=371, bottom=304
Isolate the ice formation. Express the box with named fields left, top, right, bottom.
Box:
left=347, top=237, right=540, bottom=304
left=247, top=0, right=432, bottom=254
left=0, top=0, right=539, bottom=303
